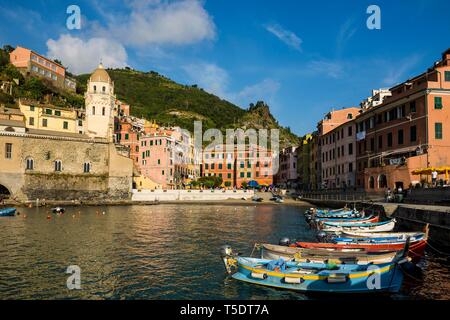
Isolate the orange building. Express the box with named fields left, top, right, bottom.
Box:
left=201, top=144, right=274, bottom=188
left=9, top=46, right=76, bottom=91
left=355, top=48, right=450, bottom=192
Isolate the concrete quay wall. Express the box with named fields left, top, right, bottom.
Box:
left=132, top=189, right=255, bottom=202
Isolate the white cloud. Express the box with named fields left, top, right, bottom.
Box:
left=183, top=62, right=281, bottom=108
left=45, top=1, right=216, bottom=73
left=306, top=60, right=345, bottom=79
left=182, top=63, right=229, bottom=98
left=46, top=34, right=128, bottom=74
left=382, top=54, right=422, bottom=86
left=103, top=0, right=216, bottom=47
left=236, top=79, right=281, bottom=106
left=336, top=19, right=357, bottom=56
left=265, top=23, right=302, bottom=51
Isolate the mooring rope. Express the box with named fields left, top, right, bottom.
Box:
left=399, top=263, right=423, bottom=282
left=426, top=240, right=450, bottom=256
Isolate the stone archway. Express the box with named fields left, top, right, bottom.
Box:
left=0, top=184, right=11, bottom=199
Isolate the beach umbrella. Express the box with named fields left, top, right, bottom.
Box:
left=248, top=180, right=259, bottom=188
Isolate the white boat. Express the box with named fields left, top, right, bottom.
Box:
left=341, top=231, right=426, bottom=241
left=322, top=219, right=396, bottom=233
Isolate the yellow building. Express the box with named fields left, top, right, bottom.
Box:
left=134, top=175, right=162, bottom=190
left=19, top=99, right=84, bottom=134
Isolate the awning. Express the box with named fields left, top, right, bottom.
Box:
left=368, top=145, right=427, bottom=161
left=412, top=167, right=450, bottom=179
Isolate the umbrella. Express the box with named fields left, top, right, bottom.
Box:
left=248, top=180, right=259, bottom=188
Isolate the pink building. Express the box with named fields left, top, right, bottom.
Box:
left=274, top=146, right=298, bottom=188
left=318, top=107, right=360, bottom=189
left=137, top=126, right=198, bottom=189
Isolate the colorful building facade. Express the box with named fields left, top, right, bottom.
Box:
left=18, top=99, right=84, bottom=134
left=201, top=144, right=274, bottom=188
left=9, top=46, right=76, bottom=92
left=275, top=146, right=298, bottom=188
left=318, top=107, right=360, bottom=189
left=355, top=49, right=450, bottom=192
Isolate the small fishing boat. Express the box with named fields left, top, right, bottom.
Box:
left=314, top=214, right=377, bottom=222
left=293, top=237, right=426, bottom=263
left=259, top=243, right=398, bottom=265
left=332, top=232, right=426, bottom=245
left=221, top=245, right=409, bottom=293
left=339, top=231, right=426, bottom=242
left=252, top=196, right=263, bottom=202
left=314, top=215, right=379, bottom=224
left=307, top=210, right=363, bottom=220
left=306, top=207, right=352, bottom=215
left=0, top=207, right=16, bottom=217
left=341, top=230, right=426, bottom=240
left=52, top=207, right=65, bottom=214
left=321, top=219, right=396, bottom=233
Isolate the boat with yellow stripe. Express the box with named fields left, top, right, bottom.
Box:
left=221, top=243, right=410, bottom=293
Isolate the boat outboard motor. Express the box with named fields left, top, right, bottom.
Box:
left=220, top=245, right=234, bottom=257
left=316, top=231, right=328, bottom=242
left=279, top=237, right=291, bottom=246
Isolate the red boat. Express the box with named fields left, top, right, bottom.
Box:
left=292, top=239, right=427, bottom=263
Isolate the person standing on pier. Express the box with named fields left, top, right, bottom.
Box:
left=432, top=170, right=438, bottom=187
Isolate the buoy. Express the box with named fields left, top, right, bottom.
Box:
left=102, top=211, right=106, bottom=215
left=47, top=215, right=51, bottom=220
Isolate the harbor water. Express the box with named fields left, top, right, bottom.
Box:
left=0, top=204, right=448, bottom=300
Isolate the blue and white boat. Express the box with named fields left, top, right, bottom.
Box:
left=221, top=245, right=409, bottom=293
left=321, top=219, right=396, bottom=233
left=332, top=232, right=426, bottom=245
left=0, top=207, right=16, bottom=217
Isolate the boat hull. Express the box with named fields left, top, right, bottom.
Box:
left=0, top=208, right=16, bottom=217
left=232, top=257, right=404, bottom=293
left=260, top=244, right=397, bottom=265
left=316, top=216, right=379, bottom=224
left=341, top=231, right=424, bottom=239
left=321, top=220, right=396, bottom=232
left=294, top=240, right=427, bottom=263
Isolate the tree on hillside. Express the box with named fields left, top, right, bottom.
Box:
left=1, top=64, right=24, bottom=83
left=2, top=45, right=14, bottom=53
left=0, top=49, right=9, bottom=67
left=20, top=77, right=51, bottom=100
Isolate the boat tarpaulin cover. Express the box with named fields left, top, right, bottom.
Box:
left=266, top=259, right=286, bottom=272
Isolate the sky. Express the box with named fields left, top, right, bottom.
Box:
left=1, top=0, right=449, bottom=136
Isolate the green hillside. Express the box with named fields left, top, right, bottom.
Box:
left=0, top=44, right=299, bottom=148
left=76, top=68, right=246, bottom=132
left=76, top=68, right=300, bottom=147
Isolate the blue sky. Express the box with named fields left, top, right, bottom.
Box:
left=1, top=0, right=449, bottom=135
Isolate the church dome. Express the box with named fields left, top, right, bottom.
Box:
left=89, top=63, right=111, bottom=83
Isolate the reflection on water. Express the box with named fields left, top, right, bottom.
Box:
left=0, top=204, right=448, bottom=300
